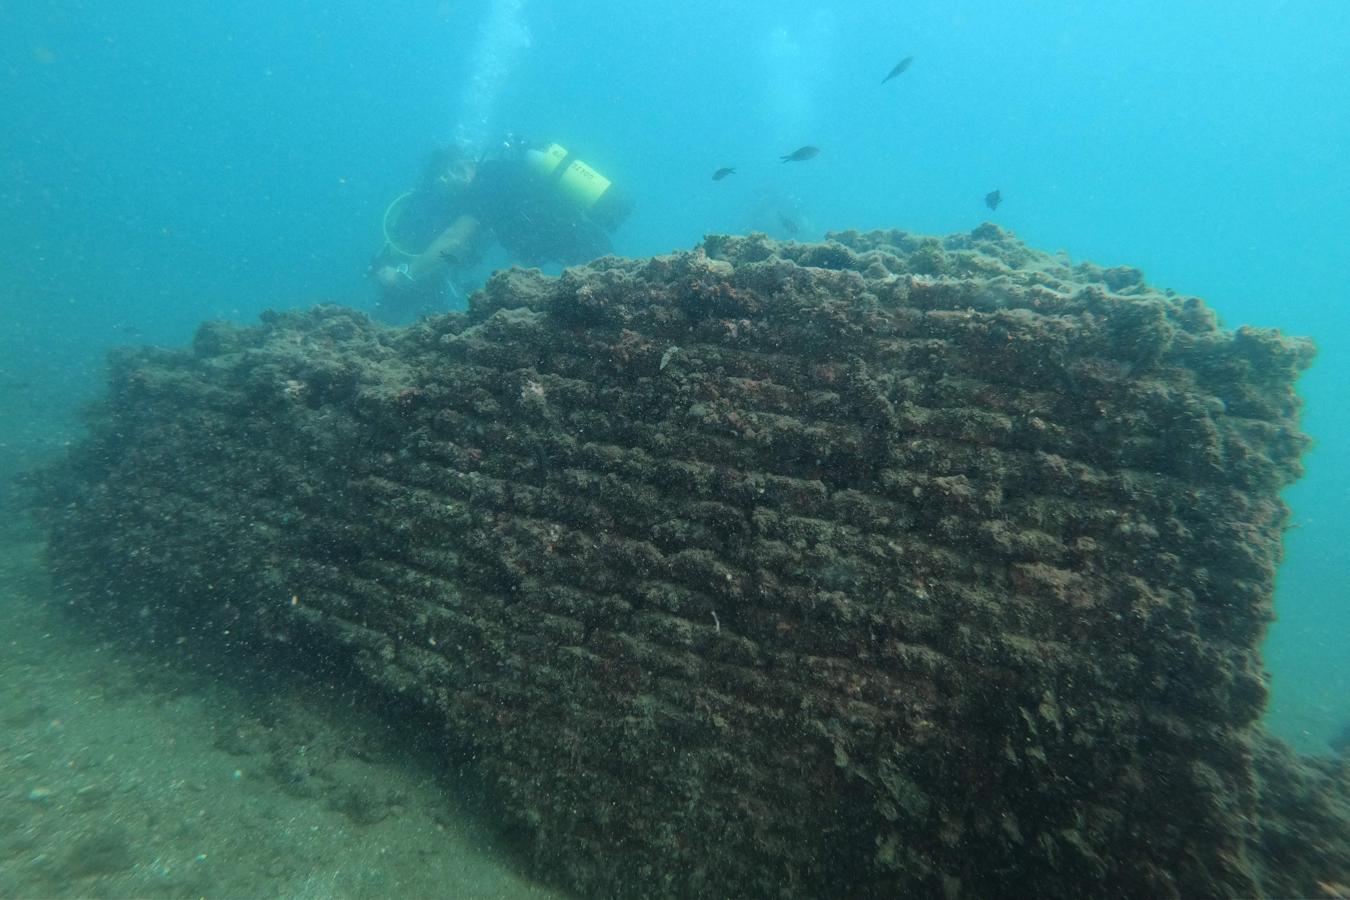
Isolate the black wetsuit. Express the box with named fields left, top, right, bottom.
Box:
left=374, top=150, right=625, bottom=321
left=468, top=157, right=615, bottom=268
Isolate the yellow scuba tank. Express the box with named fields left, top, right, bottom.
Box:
left=524, top=142, right=614, bottom=210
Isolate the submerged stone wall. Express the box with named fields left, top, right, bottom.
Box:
left=36, top=227, right=1343, bottom=897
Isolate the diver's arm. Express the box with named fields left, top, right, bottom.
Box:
left=374, top=213, right=482, bottom=292
left=415, top=213, right=482, bottom=275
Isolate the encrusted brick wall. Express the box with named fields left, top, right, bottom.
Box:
left=38, top=227, right=1333, bottom=897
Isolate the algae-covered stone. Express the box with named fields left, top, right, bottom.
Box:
left=31, top=227, right=1342, bottom=899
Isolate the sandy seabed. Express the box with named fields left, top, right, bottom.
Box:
left=0, top=511, right=565, bottom=899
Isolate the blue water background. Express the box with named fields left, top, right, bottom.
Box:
left=1, top=0, right=1346, bottom=749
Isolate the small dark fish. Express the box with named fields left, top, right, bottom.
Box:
left=712, top=167, right=736, bottom=181
left=781, top=146, right=819, bottom=163
left=985, top=189, right=1002, bottom=211
left=778, top=214, right=800, bottom=236
left=881, top=56, right=914, bottom=84
left=1, top=379, right=33, bottom=391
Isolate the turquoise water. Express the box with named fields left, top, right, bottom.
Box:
left=1, top=0, right=1347, bottom=880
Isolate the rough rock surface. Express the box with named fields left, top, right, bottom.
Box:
left=35, top=227, right=1347, bottom=897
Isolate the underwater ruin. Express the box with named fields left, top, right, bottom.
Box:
left=33, top=227, right=1349, bottom=898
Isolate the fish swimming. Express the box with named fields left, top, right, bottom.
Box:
left=881, top=56, right=914, bottom=84
left=985, top=189, right=1002, bottom=211
left=778, top=214, right=800, bottom=236
left=712, top=167, right=736, bottom=181
left=781, top=146, right=819, bottom=163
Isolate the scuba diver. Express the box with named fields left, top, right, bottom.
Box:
left=370, top=135, right=632, bottom=320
